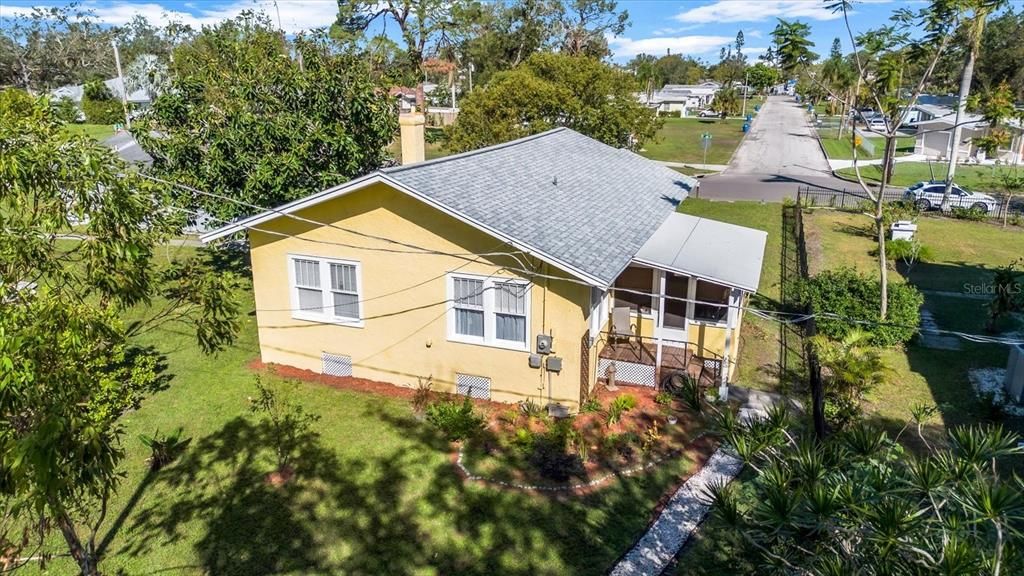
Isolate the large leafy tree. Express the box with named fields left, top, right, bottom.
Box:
left=333, top=0, right=467, bottom=74
left=134, top=14, right=397, bottom=222
left=0, top=5, right=115, bottom=92
left=707, top=408, right=1024, bottom=575
left=746, top=62, right=780, bottom=94
left=973, top=8, right=1024, bottom=100
left=555, top=0, right=629, bottom=58
left=444, top=52, right=661, bottom=152
left=0, top=91, right=239, bottom=575
left=453, top=0, right=561, bottom=87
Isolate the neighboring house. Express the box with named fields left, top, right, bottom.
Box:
left=639, top=82, right=720, bottom=116
left=910, top=101, right=1024, bottom=164
left=201, top=115, right=767, bottom=412
left=51, top=76, right=151, bottom=109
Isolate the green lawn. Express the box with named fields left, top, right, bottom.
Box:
left=836, top=162, right=1012, bottom=191
left=677, top=200, right=795, bottom=393
left=802, top=208, right=1024, bottom=445
left=639, top=118, right=747, bottom=165
left=671, top=166, right=717, bottom=176
left=28, top=247, right=703, bottom=576
left=819, top=135, right=915, bottom=160
left=64, top=122, right=116, bottom=141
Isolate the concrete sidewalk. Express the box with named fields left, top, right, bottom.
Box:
left=656, top=160, right=729, bottom=171
left=827, top=153, right=929, bottom=171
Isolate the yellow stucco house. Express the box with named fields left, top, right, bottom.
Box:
left=201, top=115, right=767, bottom=412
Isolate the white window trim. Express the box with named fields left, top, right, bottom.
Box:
left=446, top=272, right=531, bottom=352
left=287, top=254, right=364, bottom=328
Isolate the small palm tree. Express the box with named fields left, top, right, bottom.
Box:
left=810, top=330, right=890, bottom=429
left=705, top=415, right=1024, bottom=574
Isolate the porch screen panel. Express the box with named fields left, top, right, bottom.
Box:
left=613, top=266, right=655, bottom=314
left=693, top=280, right=730, bottom=323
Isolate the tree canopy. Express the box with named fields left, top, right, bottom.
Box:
left=0, top=91, right=239, bottom=575
left=134, top=14, right=397, bottom=222
left=444, top=52, right=661, bottom=153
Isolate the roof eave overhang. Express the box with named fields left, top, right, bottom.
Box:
left=630, top=257, right=760, bottom=294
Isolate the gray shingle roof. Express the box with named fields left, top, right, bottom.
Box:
left=383, top=128, right=694, bottom=285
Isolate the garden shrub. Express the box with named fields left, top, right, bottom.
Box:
left=82, top=80, right=124, bottom=124
left=525, top=420, right=582, bottom=481
left=249, top=376, right=321, bottom=471
left=662, top=110, right=682, bottom=118
left=879, top=239, right=934, bottom=263
left=51, top=96, right=80, bottom=123
left=950, top=206, right=988, bottom=221
left=605, top=393, right=638, bottom=425
left=426, top=397, right=484, bottom=441
left=580, top=397, right=602, bottom=413
left=796, top=267, right=923, bottom=346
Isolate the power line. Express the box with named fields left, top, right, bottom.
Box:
left=160, top=181, right=1024, bottom=347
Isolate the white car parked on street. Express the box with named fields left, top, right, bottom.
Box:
left=698, top=109, right=718, bottom=118
left=903, top=181, right=999, bottom=213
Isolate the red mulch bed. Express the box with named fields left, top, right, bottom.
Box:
left=248, top=359, right=510, bottom=412
left=250, top=359, right=720, bottom=494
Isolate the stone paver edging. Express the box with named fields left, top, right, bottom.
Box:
left=609, top=448, right=744, bottom=576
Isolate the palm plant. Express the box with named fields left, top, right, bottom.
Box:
left=811, top=330, right=890, bottom=429
left=705, top=414, right=1024, bottom=575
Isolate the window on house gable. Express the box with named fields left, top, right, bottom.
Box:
left=289, top=255, right=363, bottom=325
left=449, top=274, right=530, bottom=350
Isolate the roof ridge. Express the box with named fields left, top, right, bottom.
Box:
left=383, top=127, right=570, bottom=174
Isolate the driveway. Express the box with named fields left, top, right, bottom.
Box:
left=697, top=96, right=852, bottom=202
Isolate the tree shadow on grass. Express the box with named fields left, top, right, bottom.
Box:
left=115, top=399, right=702, bottom=576
left=122, top=416, right=434, bottom=576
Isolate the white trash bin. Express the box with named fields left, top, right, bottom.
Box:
left=890, top=220, right=918, bottom=241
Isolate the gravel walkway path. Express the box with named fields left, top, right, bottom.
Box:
left=608, top=448, right=744, bottom=576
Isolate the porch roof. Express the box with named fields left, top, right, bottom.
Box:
left=631, top=213, right=767, bottom=293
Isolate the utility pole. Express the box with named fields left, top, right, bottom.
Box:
left=741, top=69, right=749, bottom=118
left=111, top=40, right=130, bottom=130
left=468, top=62, right=474, bottom=92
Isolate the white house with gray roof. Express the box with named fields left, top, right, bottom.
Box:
left=201, top=115, right=766, bottom=410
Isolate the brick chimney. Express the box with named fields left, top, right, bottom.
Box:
left=398, top=112, right=426, bottom=165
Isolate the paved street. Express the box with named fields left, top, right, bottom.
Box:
left=697, top=96, right=852, bottom=202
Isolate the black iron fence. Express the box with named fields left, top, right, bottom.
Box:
left=797, top=185, right=1024, bottom=221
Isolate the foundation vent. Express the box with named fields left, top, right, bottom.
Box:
left=322, top=352, right=353, bottom=377
left=456, top=373, right=492, bottom=400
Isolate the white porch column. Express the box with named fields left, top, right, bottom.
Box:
left=719, top=289, right=741, bottom=400
left=655, top=271, right=666, bottom=374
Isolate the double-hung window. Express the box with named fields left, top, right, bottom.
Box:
left=449, top=274, right=530, bottom=350
left=289, top=255, right=363, bottom=326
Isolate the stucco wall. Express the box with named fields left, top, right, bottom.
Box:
left=248, top=182, right=591, bottom=409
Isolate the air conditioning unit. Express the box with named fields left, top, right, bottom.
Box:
left=1006, top=344, right=1024, bottom=403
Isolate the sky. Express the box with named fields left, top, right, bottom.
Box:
left=0, top=0, right=952, bottom=64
